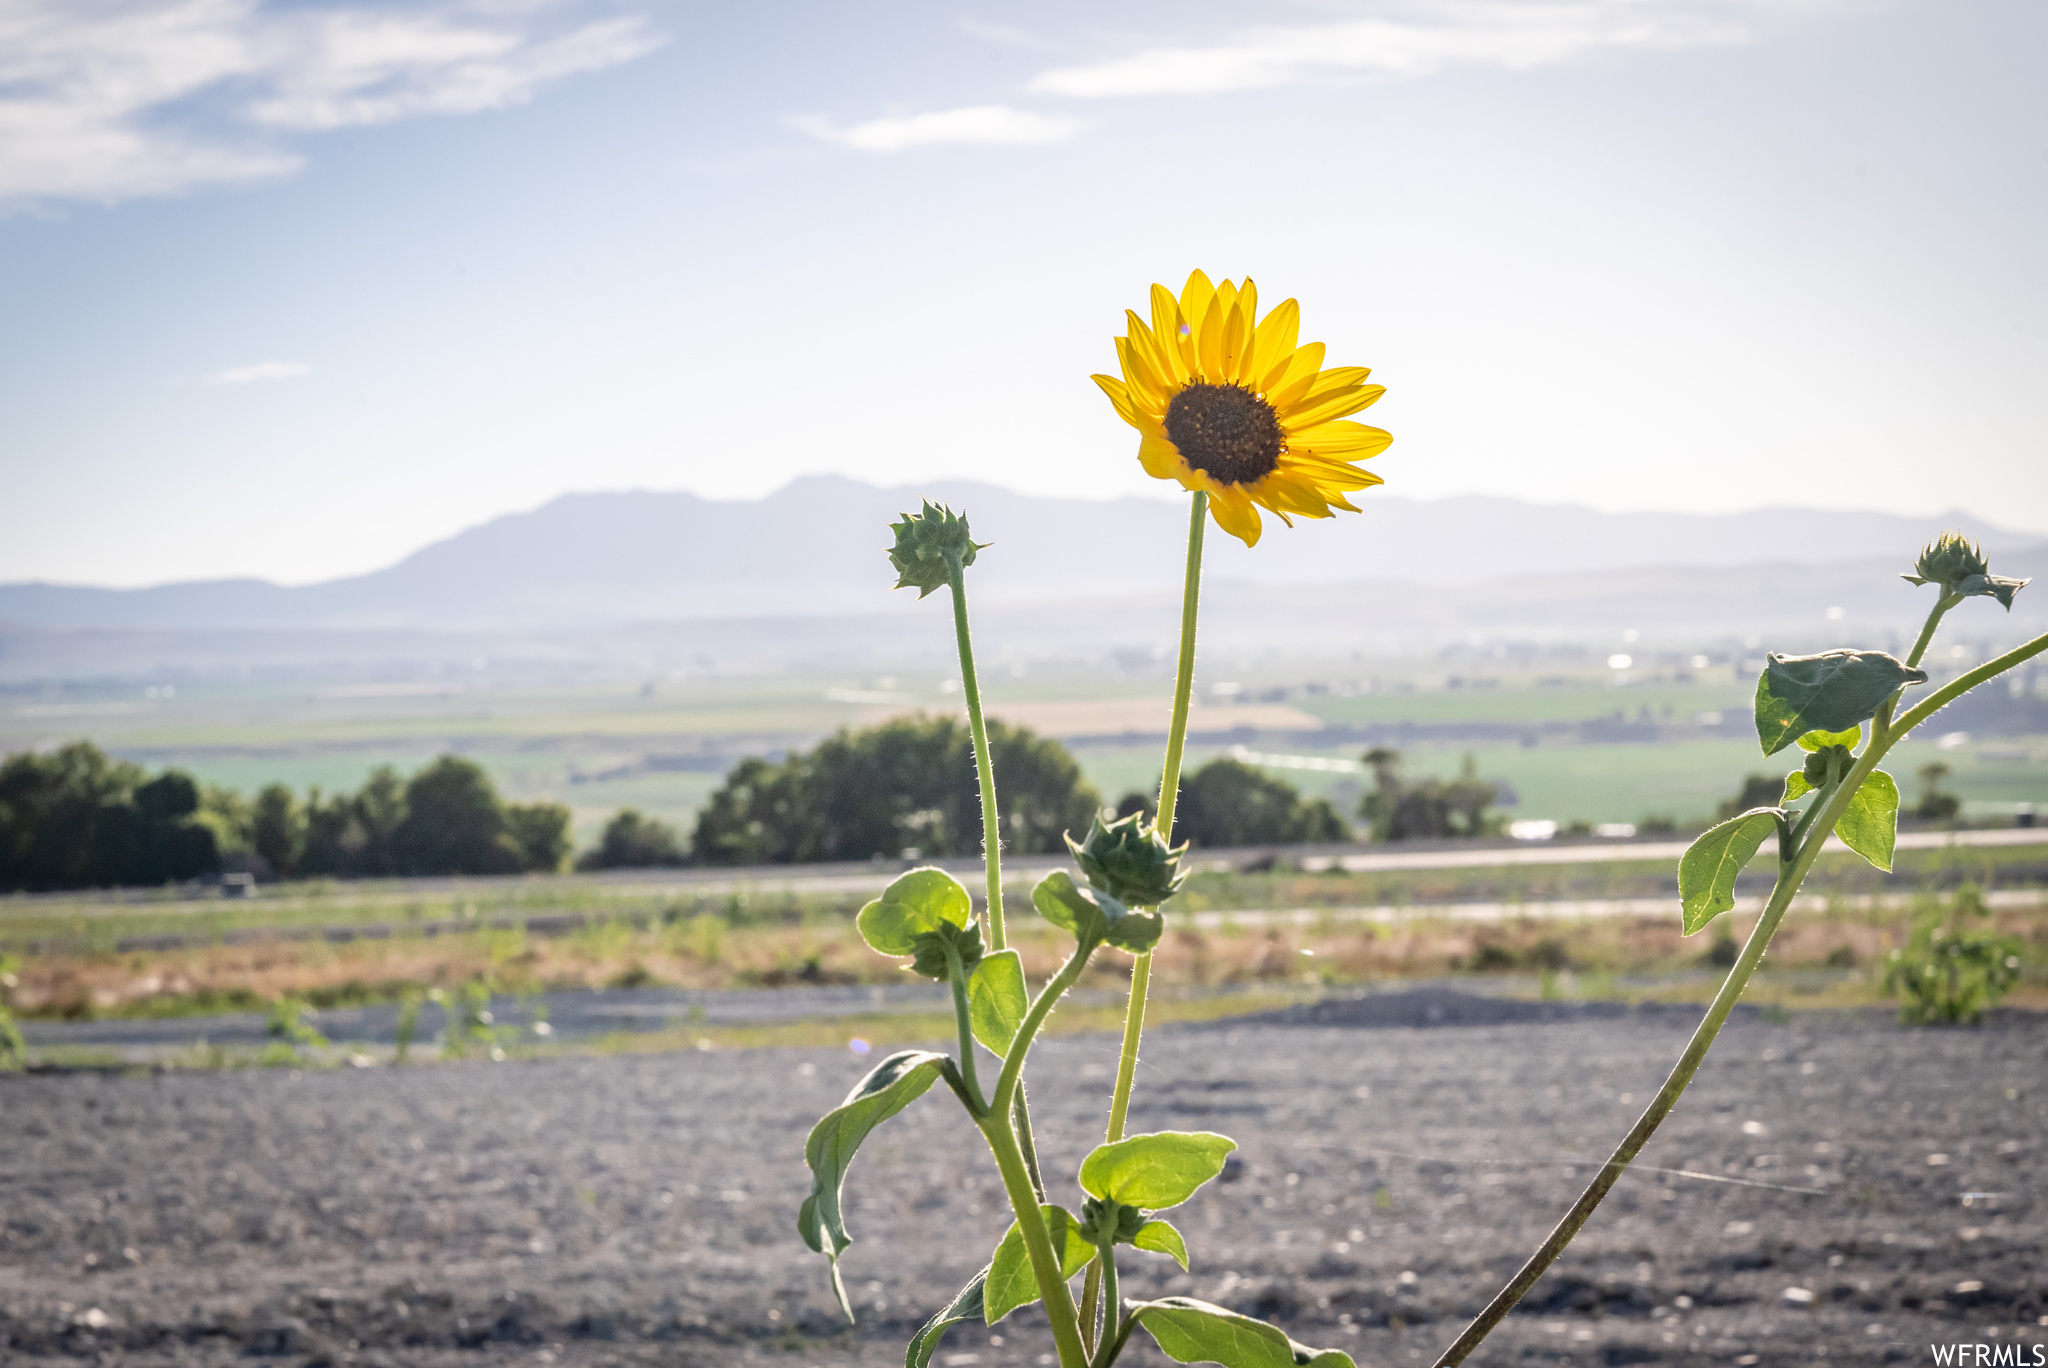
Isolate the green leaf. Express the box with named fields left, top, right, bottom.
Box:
left=857, top=867, right=972, bottom=956
left=798, top=1049, right=949, bottom=1322
left=1079, top=1131, right=1237, bottom=1209
left=1131, top=1219, right=1190, bottom=1269
left=967, top=949, right=1027, bottom=1055
left=1754, top=651, right=1927, bottom=757
left=1783, top=770, right=1814, bottom=802
left=905, top=1268, right=986, bottom=1368
left=1031, top=870, right=1164, bottom=954
left=1836, top=769, right=1900, bottom=872
left=1128, top=1298, right=1357, bottom=1368
left=1033, top=869, right=1110, bottom=944
left=1796, top=725, right=1861, bottom=752
left=984, top=1205, right=1094, bottom=1324
left=1678, top=809, right=1780, bottom=935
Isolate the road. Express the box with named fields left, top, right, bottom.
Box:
left=5, top=826, right=2043, bottom=923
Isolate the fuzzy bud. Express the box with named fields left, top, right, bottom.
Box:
left=1066, top=811, right=1188, bottom=908
left=1903, top=531, right=2029, bottom=610
left=886, top=501, right=986, bottom=599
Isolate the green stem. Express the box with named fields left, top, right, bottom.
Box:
left=1433, top=628, right=2048, bottom=1365
left=992, top=943, right=1091, bottom=1117
left=1091, top=1241, right=1122, bottom=1368
left=1888, top=629, right=2048, bottom=741
left=979, top=941, right=1096, bottom=1368
left=1078, top=1262, right=1101, bottom=1360
left=1156, top=491, right=1208, bottom=840
left=1101, top=491, right=1208, bottom=1147
left=1905, top=591, right=1961, bottom=670
left=944, top=941, right=986, bottom=1116
left=1876, top=591, right=1960, bottom=743
left=978, top=1111, right=1089, bottom=1367
left=947, top=550, right=1006, bottom=950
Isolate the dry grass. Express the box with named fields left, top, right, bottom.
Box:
left=10, top=900, right=2044, bottom=1021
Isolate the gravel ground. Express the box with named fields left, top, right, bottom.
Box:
left=1, top=990, right=2042, bottom=1368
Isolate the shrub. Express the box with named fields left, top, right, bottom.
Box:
left=1883, top=883, right=2021, bottom=1024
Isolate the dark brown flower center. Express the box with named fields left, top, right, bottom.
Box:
left=1164, top=383, right=1282, bottom=486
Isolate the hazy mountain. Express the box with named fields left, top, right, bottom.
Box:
left=1, top=477, right=2040, bottom=634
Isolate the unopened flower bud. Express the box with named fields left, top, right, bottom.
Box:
left=1066, top=811, right=1188, bottom=908
left=1903, top=531, right=2029, bottom=610
left=886, top=501, right=986, bottom=599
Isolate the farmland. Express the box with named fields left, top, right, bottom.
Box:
left=6, top=657, right=2045, bottom=846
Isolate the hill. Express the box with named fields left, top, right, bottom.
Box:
left=1, top=478, right=2039, bottom=633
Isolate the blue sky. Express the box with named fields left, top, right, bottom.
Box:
left=1, top=0, right=2043, bottom=587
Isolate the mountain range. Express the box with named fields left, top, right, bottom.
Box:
left=2, top=478, right=2041, bottom=634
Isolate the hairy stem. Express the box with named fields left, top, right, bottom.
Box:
left=945, top=941, right=986, bottom=1116
left=979, top=1113, right=1089, bottom=1367
left=1429, top=631, right=2048, bottom=1367
left=947, top=550, right=1006, bottom=950
left=1091, top=1241, right=1122, bottom=1368
left=980, top=942, right=1096, bottom=1368
left=1101, top=491, right=1209, bottom=1146
left=1888, top=629, right=2048, bottom=741
left=1876, top=591, right=1960, bottom=743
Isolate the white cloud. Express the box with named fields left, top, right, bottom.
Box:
left=208, top=360, right=311, bottom=383
left=790, top=105, right=1080, bottom=153
left=1030, top=2, right=1790, bottom=99
left=0, top=1, right=665, bottom=211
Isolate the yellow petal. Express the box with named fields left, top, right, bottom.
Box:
left=1246, top=297, right=1298, bottom=384
left=1116, top=337, right=1172, bottom=408
left=1220, top=295, right=1251, bottom=384
left=1280, top=454, right=1386, bottom=490
left=1150, top=284, right=1194, bottom=380
left=1260, top=341, right=1324, bottom=404
left=1236, top=278, right=1258, bottom=336
left=1138, top=432, right=1186, bottom=482
left=1284, top=384, right=1384, bottom=429
left=1196, top=291, right=1226, bottom=382
left=1126, top=309, right=1185, bottom=394
left=1207, top=485, right=1263, bottom=547
left=1285, top=419, right=1393, bottom=456
left=1178, top=271, right=1216, bottom=342
left=1092, top=373, right=1144, bottom=429
left=1250, top=473, right=1335, bottom=518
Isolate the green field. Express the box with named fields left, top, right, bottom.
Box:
left=6, top=664, right=2044, bottom=846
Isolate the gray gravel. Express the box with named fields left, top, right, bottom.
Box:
left=1, top=993, right=2043, bottom=1367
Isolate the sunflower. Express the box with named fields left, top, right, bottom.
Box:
left=1092, top=271, right=1390, bottom=547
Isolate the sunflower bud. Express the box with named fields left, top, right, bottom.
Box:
left=1078, top=1195, right=1147, bottom=1245
left=886, top=501, right=986, bottom=599
left=1065, top=811, right=1188, bottom=908
left=1902, top=531, right=2029, bottom=610
left=907, top=918, right=984, bottom=982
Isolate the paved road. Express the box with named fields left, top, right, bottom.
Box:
left=6, top=826, right=2043, bottom=924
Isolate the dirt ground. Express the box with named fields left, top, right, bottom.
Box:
left=0, top=991, right=2042, bottom=1368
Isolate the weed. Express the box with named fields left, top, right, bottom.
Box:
left=1883, top=883, right=2023, bottom=1024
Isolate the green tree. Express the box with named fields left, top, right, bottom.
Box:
left=0, top=743, right=218, bottom=890
left=506, top=801, right=574, bottom=872
left=1915, top=761, right=1962, bottom=823
left=1718, top=773, right=1787, bottom=821
left=250, top=783, right=306, bottom=879
left=1359, top=748, right=1499, bottom=840
left=1168, top=757, right=1350, bottom=847
left=302, top=766, right=407, bottom=877
left=693, top=716, right=1100, bottom=865
left=392, top=756, right=524, bottom=875
left=581, top=808, right=686, bottom=869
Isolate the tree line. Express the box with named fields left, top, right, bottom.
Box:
left=0, top=722, right=1506, bottom=891
left=0, top=744, right=570, bottom=891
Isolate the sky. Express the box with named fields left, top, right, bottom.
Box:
left=1, top=0, right=2044, bottom=589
